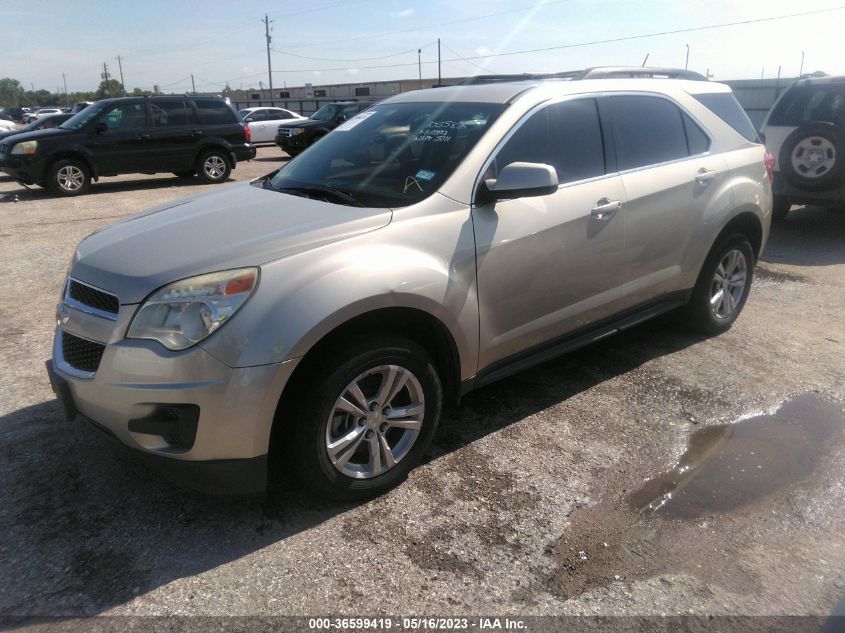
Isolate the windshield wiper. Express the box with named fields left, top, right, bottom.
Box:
left=276, top=186, right=363, bottom=207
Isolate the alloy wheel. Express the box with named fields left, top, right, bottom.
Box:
left=203, top=155, right=227, bottom=180
left=325, top=364, right=425, bottom=479
left=57, top=165, right=84, bottom=192
left=710, top=249, right=748, bottom=320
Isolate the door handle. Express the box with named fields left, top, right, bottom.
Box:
left=694, top=168, right=719, bottom=184
left=190, top=129, right=204, bottom=137
left=135, top=133, right=151, bottom=141
left=591, top=198, right=622, bottom=220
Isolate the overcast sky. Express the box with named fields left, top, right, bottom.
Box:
left=4, top=0, right=845, bottom=93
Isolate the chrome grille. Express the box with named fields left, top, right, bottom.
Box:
left=277, top=128, right=293, bottom=137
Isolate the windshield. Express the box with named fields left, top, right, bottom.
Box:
left=59, top=102, right=109, bottom=130
left=310, top=104, right=341, bottom=121
left=238, top=109, right=251, bottom=119
left=267, top=101, right=506, bottom=208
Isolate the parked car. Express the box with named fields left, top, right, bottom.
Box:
left=239, top=107, right=306, bottom=144
left=0, top=113, right=72, bottom=141
left=46, top=68, right=770, bottom=498
left=0, top=95, right=255, bottom=196
left=275, top=101, right=372, bottom=156
left=1, top=107, right=26, bottom=122
left=759, top=73, right=845, bottom=221
left=71, top=101, right=95, bottom=113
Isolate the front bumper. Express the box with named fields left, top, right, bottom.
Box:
left=276, top=134, right=307, bottom=153
left=0, top=153, right=43, bottom=184
left=48, top=298, right=297, bottom=495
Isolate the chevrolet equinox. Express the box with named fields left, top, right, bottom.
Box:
left=47, top=68, right=772, bottom=499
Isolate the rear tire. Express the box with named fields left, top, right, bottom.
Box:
left=196, top=149, right=231, bottom=184
left=289, top=335, right=443, bottom=501
left=772, top=196, right=791, bottom=223
left=684, top=233, right=754, bottom=336
left=47, top=158, right=90, bottom=196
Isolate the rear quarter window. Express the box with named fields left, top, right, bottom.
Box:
left=193, top=99, right=238, bottom=125
left=694, top=92, right=759, bottom=142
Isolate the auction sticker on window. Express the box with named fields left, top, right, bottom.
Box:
left=335, top=111, right=376, bottom=131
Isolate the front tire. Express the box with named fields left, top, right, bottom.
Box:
left=684, top=233, right=754, bottom=336
left=290, top=336, right=443, bottom=501
left=48, top=158, right=90, bottom=196
left=196, top=149, right=231, bottom=184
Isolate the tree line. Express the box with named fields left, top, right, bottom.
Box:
left=0, top=77, right=155, bottom=108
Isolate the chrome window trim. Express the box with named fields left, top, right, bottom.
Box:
left=471, top=89, right=717, bottom=204
left=63, top=277, right=119, bottom=321
left=54, top=329, right=97, bottom=380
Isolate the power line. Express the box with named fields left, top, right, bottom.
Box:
left=281, top=0, right=571, bottom=50
left=270, top=42, right=436, bottom=63
left=440, top=42, right=496, bottom=75
left=164, top=5, right=845, bottom=88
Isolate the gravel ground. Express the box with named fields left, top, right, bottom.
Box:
left=0, top=148, right=843, bottom=624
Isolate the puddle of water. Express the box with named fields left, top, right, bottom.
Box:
left=628, top=393, right=844, bottom=519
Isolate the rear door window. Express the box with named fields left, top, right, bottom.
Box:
left=607, top=95, right=689, bottom=170
left=767, top=85, right=845, bottom=127
left=192, top=99, right=237, bottom=125
left=694, top=92, right=759, bottom=141
left=151, top=101, right=196, bottom=127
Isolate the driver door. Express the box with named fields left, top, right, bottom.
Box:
left=84, top=102, right=150, bottom=174
left=472, top=98, right=628, bottom=370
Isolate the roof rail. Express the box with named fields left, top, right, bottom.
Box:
left=575, top=67, right=708, bottom=81
left=459, top=66, right=707, bottom=86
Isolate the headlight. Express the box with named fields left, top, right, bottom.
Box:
left=291, top=128, right=305, bottom=136
left=11, top=140, right=37, bottom=155
left=127, top=268, right=258, bottom=351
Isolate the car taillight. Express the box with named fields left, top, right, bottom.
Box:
left=764, top=151, right=775, bottom=184
left=243, top=123, right=251, bottom=143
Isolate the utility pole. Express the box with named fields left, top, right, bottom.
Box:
left=684, top=44, right=689, bottom=70
left=115, top=55, right=127, bottom=96
left=418, top=49, right=422, bottom=89
left=799, top=51, right=805, bottom=76
left=102, top=62, right=111, bottom=96
left=62, top=73, right=68, bottom=107
left=437, top=38, right=441, bottom=87
left=191, top=74, right=196, bottom=95
left=263, top=14, right=274, bottom=99
left=641, top=53, right=649, bottom=67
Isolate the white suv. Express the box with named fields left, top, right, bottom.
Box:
left=759, top=73, right=845, bottom=221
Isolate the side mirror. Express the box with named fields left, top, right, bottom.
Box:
left=243, top=116, right=253, bottom=123
left=94, top=122, right=107, bottom=134
left=335, top=114, right=347, bottom=123
left=481, top=162, right=558, bottom=203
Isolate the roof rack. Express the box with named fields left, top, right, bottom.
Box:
left=459, top=66, right=707, bottom=86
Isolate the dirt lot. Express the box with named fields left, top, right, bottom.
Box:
left=0, top=147, right=843, bottom=624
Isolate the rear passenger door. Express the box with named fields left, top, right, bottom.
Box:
left=604, top=94, right=728, bottom=306
left=148, top=100, right=199, bottom=171
left=473, top=98, right=628, bottom=369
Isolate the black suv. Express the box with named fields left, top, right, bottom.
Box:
left=0, top=95, right=255, bottom=196
left=275, top=101, right=371, bottom=156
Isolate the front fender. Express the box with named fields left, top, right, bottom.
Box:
left=199, top=198, right=479, bottom=380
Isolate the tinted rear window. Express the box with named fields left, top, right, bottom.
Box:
left=767, top=85, right=845, bottom=127
left=694, top=92, right=759, bottom=141
left=193, top=99, right=237, bottom=125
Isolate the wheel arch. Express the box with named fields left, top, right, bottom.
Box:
left=268, top=306, right=462, bottom=461
left=42, top=150, right=97, bottom=181
left=714, top=208, right=764, bottom=260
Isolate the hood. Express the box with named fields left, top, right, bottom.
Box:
left=284, top=119, right=326, bottom=130
left=72, top=181, right=392, bottom=303
left=0, top=127, right=74, bottom=146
